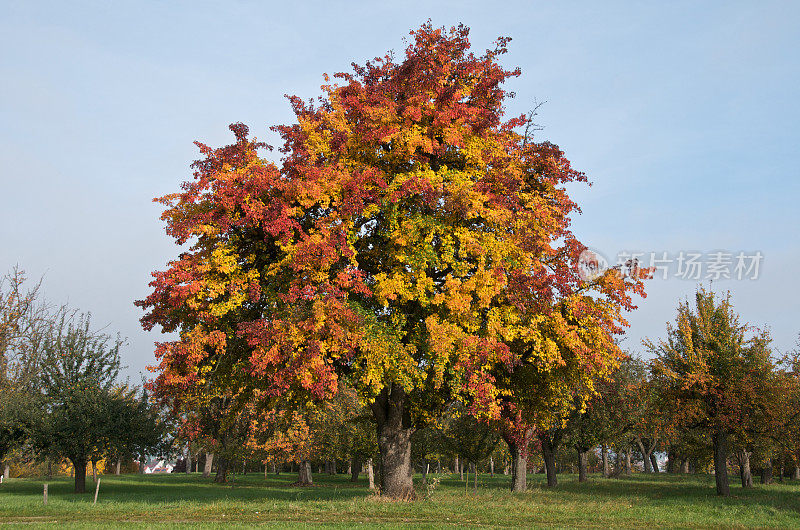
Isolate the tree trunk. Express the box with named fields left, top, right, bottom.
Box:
left=625, top=447, right=632, bottom=476
left=793, top=463, right=800, bottom=480
left=297, top=460, right=313, bottom=485
left=490, top=456, right=494, bottom=477
left=779, top=456, right=785, bottom=483
left=370, top=383, right=414, bottom=499
left=474, top=463, right=478, bottom=493
left=650, top=453, right=660, bottom=473
left=601, top=445, right=610, bottom=478
left=91, top=459, right=98, bottom=483
left=351, top=458, right=361, bottom=482
left=73, top=458, right=87, bottom=494
left=680, top=459, right=690, bottom=474
left=540, top=431, right=559, bottom=487
left=214, top=456, right=228, bottom=483
left=636, top=438, right=653, bottom=473
left=577, top=449, right=589, bottom=483
left=761, top=459, right=773, bottom=484
left=666, top=450, right=675, bottom=473
left=504, top=428, right=532, bottom=493
left=510, top=442, right=528, bottom=492
left=185, top=445, right=192, bottom=474
left=711, top=430, right=730, bottom=496
left=736, top=450, right=753, bottom=488
left=115, top=458, right=121, bottom=476
left=47, top=459, right=53, bottom=479
left=203, top=453, right=214, bottom=478
left=366, top=458, right=375, bottom=491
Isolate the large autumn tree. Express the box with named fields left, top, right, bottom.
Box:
left=139, top=23, right=644, bottom=499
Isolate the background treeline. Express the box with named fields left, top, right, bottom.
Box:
left=4, top=267, right=799, bottom=499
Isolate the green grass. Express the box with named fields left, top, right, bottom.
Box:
left=1, top=471, right=799, bottom=528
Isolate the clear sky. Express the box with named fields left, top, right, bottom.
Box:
left=2, top=1, right=798, bottom=379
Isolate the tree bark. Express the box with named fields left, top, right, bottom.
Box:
left=366, top=458, right=375, bottom=491
left=761, top=459, right=773, bottom=484
left=636, top=438, right=653, bottom=473
left=351, top=458, right=361, bottom=482
left=115, top=458, right=121, bottom=476
left=490, top=456, right=494, bottom=477
left=650, top=453, right=660, bottom=473
left=711, top=430, right=730, bottom=496
left=214, top=456, right=228, bottom=483
left=666, top=450, right=675, bottom=473
left=297, top=460, right=313, bottom=485
left=203, top=452, right=214, bottom=478
left=370, top=383, right=414, bottom=499
left=185, top=445, right=192, bottom=474
left=2, top=463, right=9, bottom=480
left=91, top=459, right=98, bottom=483
left=793, top=463, right=800, bottom=480
left=625, top=447, right=632, bottom=476
left=577, top=449, right=589, bottom=483
left=73, top=458, right=87, bottom=494
left=539, top=431, right=560, bottom=487
left=47, top=459, right=53, bottom=479
left=601, top=445, right=610, bottom=478
left=509, top=440, right=527, bottom=492
left=736, top=450, right=753, bottom=488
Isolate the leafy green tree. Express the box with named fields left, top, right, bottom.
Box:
left=648, top=288, right=777, bottom=496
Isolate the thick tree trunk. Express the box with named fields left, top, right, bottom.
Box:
left=736, top=450, right=753, bottom=488
left=421, top=460, right=429, bottom=484
left=680, top=458, right=689, bottom=474
left=366, top=458, right=375, bottom=491
left=711, top=430, right=730, bottom=496
left=185, top=445, right=192, bottom=474
left=509, top=440, right=528, bottom=492
left=203, top=453, right=214, bottom=478
left=297, top=460, right=313, bottom=485
left=761, top=459, right=773, bottom=484
left=793, top=463, right=800, bottom=480
left=351, top=458, right=361, bottom=482
left=214, top=456, right=229, bottom=483
left=2, top=463, right=9, bottom=480
left=601, top=445, right=610, bottom=478
left=115, top=458, right=121, bottom=476
left=73, top=458, right=87, bottom=494
left=91, top=459, right=98, bottom=482
left=540, top=432, right=559, bottom=488
left=650, top=453, right=660, bottom=473
left=490, top=456, right=494, bottom=477
left=370, top=383, right=414, bottom=499
left=577, top=449, right=589, bottom=483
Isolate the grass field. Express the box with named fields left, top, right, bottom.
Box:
left=1, top=471, right=799, bottom=528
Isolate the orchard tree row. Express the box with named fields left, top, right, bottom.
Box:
left=0, top=268, right=166, bottom=493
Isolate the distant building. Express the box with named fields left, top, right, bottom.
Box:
left=143, top=459, right=174, bottom=474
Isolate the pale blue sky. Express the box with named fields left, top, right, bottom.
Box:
left=2, top=1, right=798, bottom=378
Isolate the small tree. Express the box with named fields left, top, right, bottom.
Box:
left=648, top=288, right=776, bottom=496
